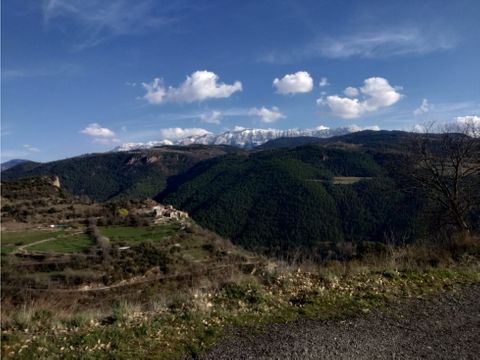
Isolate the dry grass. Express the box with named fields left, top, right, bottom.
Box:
left=2, top=238, right=479, bottom=359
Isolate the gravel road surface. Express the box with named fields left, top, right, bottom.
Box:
left=196, top=283, right=480, bottom=359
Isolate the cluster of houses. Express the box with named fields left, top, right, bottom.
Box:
left=151, top=204, right=189, bottom=223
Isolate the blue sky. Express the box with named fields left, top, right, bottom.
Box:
left=2, top=0, right=480, bottom=162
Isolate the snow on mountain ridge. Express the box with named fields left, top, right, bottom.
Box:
left=113, top=125, right=380, bottom=151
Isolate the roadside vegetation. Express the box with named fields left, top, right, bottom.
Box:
left=2, top=226, right=479, bottom=359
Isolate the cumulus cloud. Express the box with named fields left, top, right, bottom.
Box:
left=324, top=96, right=365, bottom=119
left=81, top=123, right=116, bottom=137
left=413, top=124, right=428, bottom=133
left=414, top=99, right=433, bottom=116
left=344, top=86, right=359, bottom=98
left=320, top=77, right=402, bottom=119
left=200, top=110, right=222, bottom=124
left=273, top=71, right=313, bottom=95
left=455, top=115, right=480, bottom=136
left=249, top=106, right=286, bottom=123
left=142, top=78, right=166, bottom=104
left=455, top=115, right=480, bottom=126
left=319, top=77, right=329, bottom=87
left=143, top=71, right=242, bottom=104
left=159, top=127, right=212, bottom=140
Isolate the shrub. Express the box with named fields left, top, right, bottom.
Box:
left=222, top=280, right=266, bottom=305
left=357, top=241, right=388, bottom=258
left=117, top=208, right=129, bottom=218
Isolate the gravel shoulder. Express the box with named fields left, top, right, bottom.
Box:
left=197, top=283, right=480, bottom=359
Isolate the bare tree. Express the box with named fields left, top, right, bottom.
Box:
left=408, top=121, right=480, bottom=238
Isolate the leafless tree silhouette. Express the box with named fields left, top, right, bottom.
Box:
left=408, top=121, right=480, bottom=238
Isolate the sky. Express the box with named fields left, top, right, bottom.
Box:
left=2, top=0, right=480, bottom=162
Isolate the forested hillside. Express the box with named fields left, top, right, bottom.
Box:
left=2, top=146, right=240, bottom=202
left=157, top=143, right=429, bottom=255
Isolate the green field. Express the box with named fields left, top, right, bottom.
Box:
left=28, top=233, right=95, bottom=253
left=98, top=224, right=180, bottom=246
left=1, top=230, right=66, bottom=254
left=331, top=176, right=373, bottom=184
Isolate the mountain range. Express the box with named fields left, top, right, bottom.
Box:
left=4, top=130, right=478, bottom=254
left=0, top=159, right=29, bottom=172
left=114, top=125, right=380, bottom=151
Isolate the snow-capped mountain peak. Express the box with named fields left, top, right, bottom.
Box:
left=113, top=125, right=380, bottom=151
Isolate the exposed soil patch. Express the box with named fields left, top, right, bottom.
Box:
left=197, top=283, right=480, bottom=359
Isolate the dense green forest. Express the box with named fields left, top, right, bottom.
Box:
left=157, top=143, right=432, bottom=255
left=2, top=146, right=240, bottom=202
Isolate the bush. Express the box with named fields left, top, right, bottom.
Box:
left=117, top=208, right=129, bottom=218
left=357, top=241, right=388, bottom=258
left=222, top=280, right=266, bottom=305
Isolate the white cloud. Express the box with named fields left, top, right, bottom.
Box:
left=23, top=144, right=40, bottom=153
left=233, top=125, right=246, bottom=131
left=273, top=71, right=313, bottom=95
left=455, top=115, right=480, bottom=136
left=321, top=77, right=402, bottom=119
left=317, top=30, right=455, bottom=59
left=142, top=78, right=167, bottom=104
left=455, top=115, right=480, bottom=126
left=42, top=0, right=181, bottom=50
left=414, top=98, right=433, bottom=115
left=2, top=63, right=81, bottom=79
left=260, top=28, right=456, bottom=63
left=319, top=77, right=329, bottom=87
left=344, top=86, right=359, bottom=98
left=80, top=123, right=120, bottom=145
left=325, top=96, right=365, bottom=119
left=249, top=106, right=286, bottom=123
left=81, top=123, right=116, bottom=137
left=315, top=125, right=330, bottom=131
left=200, top=110, right=222, bottom=124
left=159, top=127, right=212, bottom=140
left=143, top=71, right=242, bottom=104
left=413, top=124, right=427, bottom=133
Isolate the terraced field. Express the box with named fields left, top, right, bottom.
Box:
left=98, top=224, right=180, bottom=246
left=1, top=230, right=67, bottom=254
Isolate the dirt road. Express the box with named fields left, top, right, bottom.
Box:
left=197, top=283, right=480, bottom=359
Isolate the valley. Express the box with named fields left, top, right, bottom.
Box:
left=1, top=130, right=479, bottom=359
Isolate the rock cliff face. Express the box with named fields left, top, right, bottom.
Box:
left=51, top=176, right=61, bottom=188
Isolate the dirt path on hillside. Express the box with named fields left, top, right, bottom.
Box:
left=12, top=231, right=83, bottom=254
left=196, top=283, right=480, bottom=359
